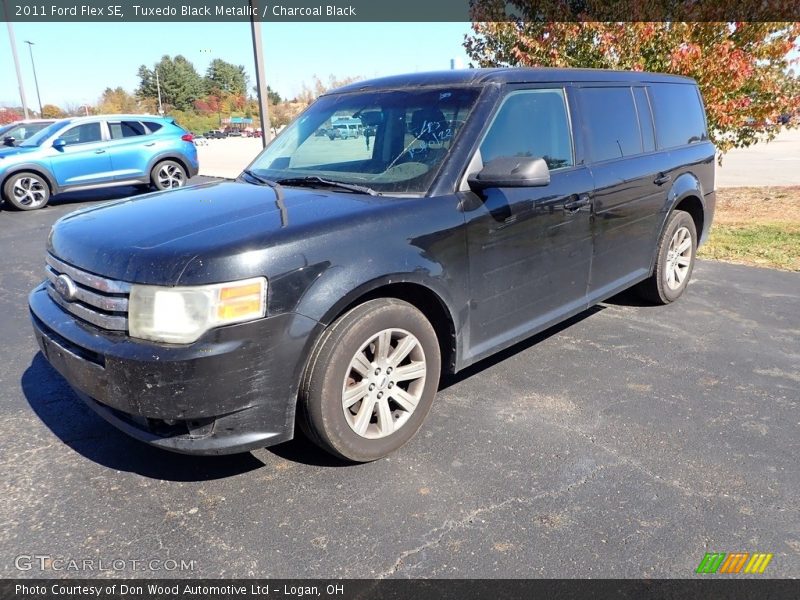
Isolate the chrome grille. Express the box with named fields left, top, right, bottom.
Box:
left=45, top=253, right=130, bottom=331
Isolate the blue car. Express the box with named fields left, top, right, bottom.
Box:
left=0, top=115, right=199, bottom=210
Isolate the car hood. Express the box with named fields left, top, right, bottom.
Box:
left=49, top=179, right=398, bottom=285
left=0, top=145, right=39, bottom=158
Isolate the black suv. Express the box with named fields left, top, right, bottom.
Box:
left=29, top=69, right=715, bottom=461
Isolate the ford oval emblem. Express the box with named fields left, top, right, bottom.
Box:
left=54, top=274, right=78, bottom=302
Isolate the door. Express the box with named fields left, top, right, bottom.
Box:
left=464, top=88, right=594, bottom=362
left=48, top=122, right=113, bottom=187
left=576, top=86, right=668, bottom=302
left=105, top=119, right=153, bottom=180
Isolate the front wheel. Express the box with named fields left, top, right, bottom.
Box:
left=151, top=160, right=187, bottom=190
left=299, top=299, right=441, bottom=462
left=2, top=172, right=50, bottom=210
left=637, top=210, right=697, bottom=304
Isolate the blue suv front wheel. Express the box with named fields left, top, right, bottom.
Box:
left=3, top=171, right=51, bottom=210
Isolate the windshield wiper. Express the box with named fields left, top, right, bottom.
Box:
left=275, top=176, right=377, bottom=196
left=241, top=169, right=288, bottom=227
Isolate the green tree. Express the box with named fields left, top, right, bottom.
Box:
left=267, top=86, right=282, bottom=105
left=464, top=17, right=800, bottom=154
left=136, top=55, right=204, bottom=112
left=205, top=59, right=248, bottom=96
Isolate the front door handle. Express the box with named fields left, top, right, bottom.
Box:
left=94, top=149, right=106, bottom=154
left=564, top=194, right=591, bottom=212
left=654, top=173, right=672, bottom=185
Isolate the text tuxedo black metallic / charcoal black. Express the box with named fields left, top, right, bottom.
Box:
left=29, top=68, right=715, bottom=461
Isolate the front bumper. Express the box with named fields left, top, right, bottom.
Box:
left=29, top=283, right=321, bottom=455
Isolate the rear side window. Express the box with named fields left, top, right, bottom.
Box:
left=649, top=83, right=708, bottom=149
left=578, top=87, right=642, bottom=162
left=142, top=121, right=164, bottom=133
left=480, top=89, right=574, bottom=170
left=109, top=121, right=147, bottom=139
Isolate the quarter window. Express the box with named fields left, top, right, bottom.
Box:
left=480, top=89, right=574, bottom=170
left=60, top=123, right=102, bottom=145
left=109, top=121, right=147, bottom=139
left=649, top=83, right=708, bottom=149
left=578, top=87, right=642, bottom=162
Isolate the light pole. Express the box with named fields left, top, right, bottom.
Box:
left=155, top=68, right=164, bottom=115
left=2, top=0, right=30, bottom=119
left=24, top=40, right=43, bottom=116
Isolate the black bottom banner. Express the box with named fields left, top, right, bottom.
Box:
left=2, top=579, right=799, bottom=600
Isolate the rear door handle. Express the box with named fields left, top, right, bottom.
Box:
left=95, top=149, right=106, bottom=154
left=564, top=194, right=591, bottom=212
left=144, top=142, right=156, bottom=147
left=654, top=173, right=672, bottom=185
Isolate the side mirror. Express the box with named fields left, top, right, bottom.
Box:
left=4, top=136, right=16, bottom=146
left=468, top=156, right=551, bottom=191
left=52, top=138, right=67, bottom=150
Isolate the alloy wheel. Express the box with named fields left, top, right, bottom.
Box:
left=665, top=226, right=693, bottom=290
left=341, top=328, right=427, bottom=439
left=12, top=176, right=47, bottom=208
left=157, top=164, right=185, bottom=188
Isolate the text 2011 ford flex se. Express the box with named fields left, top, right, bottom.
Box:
left=29, top=69, right=715, bottom=462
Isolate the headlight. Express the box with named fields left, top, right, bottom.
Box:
left=128, top=277, right=267, bottom=344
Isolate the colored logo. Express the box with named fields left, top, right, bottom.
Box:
left=696, top=552, right=773, bottom=574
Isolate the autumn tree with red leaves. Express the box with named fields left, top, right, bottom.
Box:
left=465, top=18, right=800, bottom=154
left=0, top=109, right=22, bottom=125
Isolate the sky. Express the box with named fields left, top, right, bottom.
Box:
left=0, top=22, right=475, bottom=109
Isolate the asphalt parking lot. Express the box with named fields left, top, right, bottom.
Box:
left=0, top=186, right=798, bottom=578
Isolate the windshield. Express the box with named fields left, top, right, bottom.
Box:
left=20, top=121, right=69, bottom=147
left=247, top=87, right=480, bottom=194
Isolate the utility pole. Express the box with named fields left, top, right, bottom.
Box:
left=3, top=0, right=30, bottom=119
left=24, top=41, right=43, bottom=116
left=249, top=0, right=271, bottom=147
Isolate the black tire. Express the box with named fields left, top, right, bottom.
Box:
left=299, top=298, right=441, bottom=462
left=2, top=171, right=50, bottom=210
left=150, top=160, right=187, bottom=190
left=637, top=210, right=697, bottom=304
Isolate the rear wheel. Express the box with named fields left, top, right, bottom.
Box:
left=2, top=172, right=50, bottom=210
left=300, top=299, right=441, bottom=462
left=151, top=160, right=187, bottom=190
left=637, top=210, right=697, bottom=304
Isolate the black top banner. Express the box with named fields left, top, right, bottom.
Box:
left=3, top=579, right=800, bottom=600
left=2, top=0, right=799, bottom=22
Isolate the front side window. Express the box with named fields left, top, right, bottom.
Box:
left=109, top=121, right=147, bottom=139
left=578, top=87, right=643, bottom=162
left=60, top=122, right=102, bottom=145
left=479, top=89, right=574, bottom=170
left=248, top=87, right=481, bottom=194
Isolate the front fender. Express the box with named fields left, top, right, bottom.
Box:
left=293, top=254, right=459, bottom=329
left=0, top=162, right=58, bottom=193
